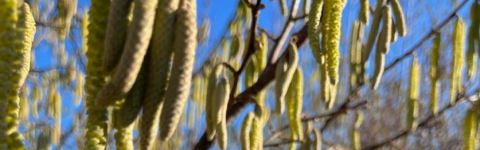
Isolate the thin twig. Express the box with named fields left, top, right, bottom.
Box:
left=263, top=139, right=302, bottom=147
left=258, top=27, right=277, bottom=41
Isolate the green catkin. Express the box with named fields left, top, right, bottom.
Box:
left=114, top=125, right=134, bottom=150
left=56, top=0, right=78, bottom=50
left=378, top=6, right=392, bottom=54
left=287, top=68, right=304, bottom=141
left=159, top=0, right=197, bottom=141
left=370, top=52, right=385, bottom=90
left=353, top=112, right=363, bottom=149
left=313, top=129, right=321, bottom=150
left=450, top=18, right=465, bottom=104
left=205, top=65, right=223, bottom=141
left=82, top=10, right=88, bottom=53
left=244, top=57, right=258, bottom=88
left=303, top=0, right=311, bottom=18
left=430, top=34, right=440, bottom=115
left=390, top=18, right=398, bottom=43
left=94, top=0, right=158, bottom=108
left=84, top=0, right=110, bottom=149
left=139, top=0, right=179, bottom=149
left=463, top=103, right=478, bottom=150
left=103, top=0, right=134, bottom=73
left=349, top=21, right=364, bottom=89
left=215, top=77, right=230, bottom=150
left=319, top=56, right=330, bottom=104
left=255, top=34, right=268, bottom=106
left=363, top=0, right=386, bottom=63
left=250, top=105, right=264, bottom=150
left=467, top=1, right=479, bottom=80
left=299, top=121, right=313, bottom=150
left=114, top=61, right=146, bottom=128
left=275, top=42, right=299, bottom=114
left=279, top=0, right=289, bottom=17
left=359, top=0, right=369, bottom=25
left=241, top=113, right=254, bottom=150
left=52, top=92, right=62, bottom=145
left=308, top=0, right=324, bottom=64
left=406, top=57, right=420, bottom=131
left=390, top=0, right=407, bottom=36
left=322, top=0, right=346, bottom=84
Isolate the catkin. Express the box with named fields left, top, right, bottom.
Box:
left=159, top=0, right=197, bottom=141
left=308, top=0, right=324, bottom=64
left=241, top=113, right=254, bottom=150
left=362, top=0, right=386, bottom=63
left=303, top=0, right=311, bottom=19
left=213, top=77, right=230, bottom=129
left=103, top=0, right=134, bottom=73
left=114, top=125, right=134, bottom=150
left=83, top=0, right=110, bottom=148
left=390, top=0, right=407, bottom=36
left=463, top=104, right=478, bottom=150
left=94, top=0, right=158, bottom=108
left=313, top=129, right=322, bottom=150
left=205, top=64, right=223, bottom=141
left=216, top=120, right=228, bottom=150
left=378, top=6, right=392, bottom=54
left=390, top=18, right=398, bottom=43
left=244, top=57, right=258, bottom=88
left=139, top=0, right=179, bottom=148
left=322, top=0, right=345, bottom=84
left=349, top=21, right=364, bottom=89
left=370, top=51, right=385, bottom=90
left=359, top=0, right=369, bottom=25
left=115, top=61, right=146, bottom=128
left=406, top=57, right=420, bottom=131
left=287, top=68, right=304, bottom=141
left=56, top=0, right=77, bottom=49
left=279, top=0, right=289, bottom=17
left=467, top=1, right=479, bottom=80
left=430, top=34, right=440, bottom=115
left=275, top=42, right=299, bottom=114
left=249, top=116, right=261, bottom=150
left=319, top=56, right=330, bottom=103
left=450, top=18, right=465, bottom=104
left=353, top=112, right=363, bottom=149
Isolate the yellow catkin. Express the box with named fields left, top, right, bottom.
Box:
left=308, top=0, right=324, bottom=65
left=159, top=0, right=197, bottom=141
left=287, top=68, right=304, bottom=141
left=390, top=0, right=407, bottom=36
left=463, top=102, right=478, bottom=150
left=275, top=42, right=299, bottom=114
left=255, top=33, right=268, bottom=106
left=450, top=18, right=465, bottom=104
left=114, top=125, right=134, bottom=150
left=430, top=34, right=440, bottom=115
left=362, top=0, right=386, bottom=63
left=353, top=112, right=363, bottom=149
left=390, top=18, right=398, bottom=43
left=84, top=0, right=110, bottom=149
left=322, top=0, right=346, bottom=84
left=250, top=105, right=264, bottom=150
left=205, top=64, right=223, bottom=141
left=359, top=0, right=369, bottom=25
left=467, top=1, right=479, bottom=80
left=103, top=0, right=134, bottom=73
left=279, top=0, right=289, bottom=17
left=56, top=0, right=78, bottom=50
left=215, top=77, right=230, bottom=150
left=350, top=21, right=364, bottom=89
left=82, top=10, right=88, bottom=53
left=319, top=56, right=330, bottom=104
left=241, top=113, right=254, bottom=150
left=244, top=57, right=258, bottom=88
left=94, top=0, right=158, bottom=108
left=370, top=51, right=385, bottom=90
left=299, top=121, right=313, bottom=150
left=378, top=6, right=392, bottom=54
left=303, top=0, right=311, bottom=19
left=52, top=92, right=62, bottom=145
left=115, top=62, right=146, bottom=128
left=406, top=57, right=420, bottom=131
left=138, top=0, right=179, bottom=149
left=313, top=129, right=322, bottom=150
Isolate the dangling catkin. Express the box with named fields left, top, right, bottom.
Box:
left=139, top=0, right=179, bottom=149
left=406, top=57, right=420, bottom=131
left=467, top=1, right=479, bottom=80
left=308, top=0, right=324, bottom=64
left=159, top=0, right=197, bottom=141
left=353, top=112, right=363, bottom=149
left=359, top=0, right=369, bottom=25
left=279, top=0, right=289, bottom=17
left=94, top=0, right=158, bottom=108
left=322, top=0, right=346, bottom=84
left=205, top=64, right=223, bottom=141
left=287, top=68, right=304, bottom=141
left=319, top=56, right=330, bottom=103
left=275, top=42, right=299, bottom=114
left=430, top=34, right=440, bottom=115
left=84, top=0, right=110, bottom=149
left=390, top=0, right=407, bottom=36
left=377, top=6, right=392, bottom=54
left=250, top=105, right=264, bottom=150
left=450, top=18, right=465, bottom=104
left=463, top=103, right=478, bottom=150
left=103, top=0, right=134, bottom=73
left=363, top=0, right=386, bottom=63
left=215, top=77, right=230, bottom=150
left=370, top=51, right=385, bottom=90
left=313, top=129, right=322, bottom=150
left=241, top=113, right=254, bottom=150
left=390, top=18, right=398, bottom=43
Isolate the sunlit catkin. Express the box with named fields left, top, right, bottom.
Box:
left=322, top=0, right=345, bottom=84
left=363, top=0, right=386, bottom=63
left=159, top=0, right=197, bottom=141
left=390, top=0, right=407, bottom=36
left=115, top=62, right=146, bottom=128
left=430, top=34, right=440, bottom=115
left=84, top=0, right=110, bottom=149
left=94, top=0, right=158, bottom=108
left=377, top=6, right=392, bottom=54
left=56, top=0, right=77, bottom=50
left=406, top=57, right=420, bottom=131
left=359, top=0, right=369, bottom=25
left=308, top=0, right=324, bottom=64
left=463, top=103, right=478, bottom=150
left=353, top=112, right=363, bottom=149
left=205, top=64, right=223, bottom=141
left=275, top=42, right=299, bottom=114
left=250, top=105, right=264, bottom=150
left=279, top=0, right=289, bottom=17
left=213, top=76, right=230, bottom=129
left=313, top=129, right=322, bottom=150
left=241, top=113, right=254, bottom=150
left=450, top=18, right=465, bottom=104
left=287, top=68, right=304, bottom=141
left=139, top=0, right=179, bottom=149
left=103, top=0, right=134, bottom=73
left=467, top=1, right=479, bottom=80
left=370, top=52, right=385, bottom=90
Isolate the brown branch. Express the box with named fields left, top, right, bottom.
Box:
left=383, top=0, right=469, bottom=71
left=263, top=139, right=302, bottom=147
left=361, top=87, right=479, bottom=150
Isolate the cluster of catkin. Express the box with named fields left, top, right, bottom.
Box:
left=83, top=0, right=196, bottom=149
left=0, top=1, right=36, bottom=150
